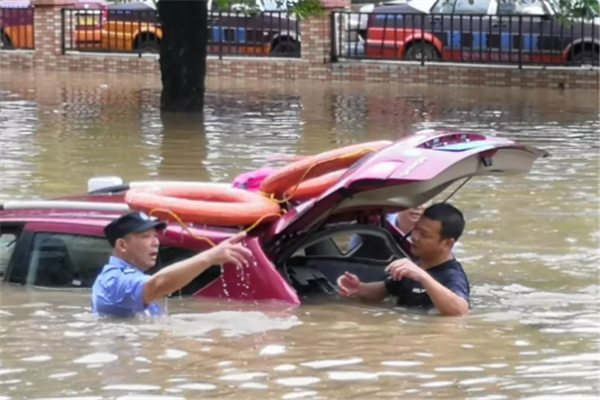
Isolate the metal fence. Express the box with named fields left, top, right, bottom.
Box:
left=62, top=8, right=300, bottom=58
left=0, top=7, right=34, bottom=50
left=333, top=12, right=599, bottom=68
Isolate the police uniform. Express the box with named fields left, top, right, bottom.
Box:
left=91, top=211, right=166, bottom=318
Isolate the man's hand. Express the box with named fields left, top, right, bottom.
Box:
left=205, top=232, right=253, bottom=267
left=337, top=272, right=362, bottom=297
left=385, top=259, right=428, bottom=282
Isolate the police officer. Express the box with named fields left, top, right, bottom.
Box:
left=348, top=201, right=432, bottom=250
left=338, top=203, right=470, bottom=317
left=92, top=211, right=251, bottom=317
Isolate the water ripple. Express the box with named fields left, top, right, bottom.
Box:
left=0, top=70, right=598, bottom=400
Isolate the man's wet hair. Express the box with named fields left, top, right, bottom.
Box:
left=423, top=203, right=465, bottom=242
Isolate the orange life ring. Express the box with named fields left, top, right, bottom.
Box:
left=259, top=140, right=393, bottom=200
left=289, top=170, right=346, bottom=202
left=125, top=184, right=281, bottom=227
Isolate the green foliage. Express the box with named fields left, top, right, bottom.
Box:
left=288, top=0, right=326, bottom=19
left=552, top=0, right=599, bottom=19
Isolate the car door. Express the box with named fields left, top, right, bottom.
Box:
left=430, top=0, right=494, bottom=62
left=494, top=0, right=557, bottom=65
left=454, top=0, right=494, bottom=62
left=429, top=0, right=456, bottom=59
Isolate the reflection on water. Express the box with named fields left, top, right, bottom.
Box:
left=0, top=70, right=598, bottom=399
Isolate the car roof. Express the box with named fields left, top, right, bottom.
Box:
left=0, top=193, right=241, bottom=239
left=1, top=192, right=128, bottom=226
left=0, top=210, right=121, bottom=226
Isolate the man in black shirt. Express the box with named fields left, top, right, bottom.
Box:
left=337, top=203, right=470, bottom=317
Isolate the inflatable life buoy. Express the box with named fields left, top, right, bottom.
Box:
left=258, top=141, right=393, bottom=200
left=125, top=184, right=281, bottom=227
left=289, top=170, right=346, bottom=202
left=233, top=169, right=345, bottom=202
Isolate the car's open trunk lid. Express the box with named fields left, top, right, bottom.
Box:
left=269, top=131, right=548, bottom=247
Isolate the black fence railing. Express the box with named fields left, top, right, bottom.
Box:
left=333, top=12, right=599, bottom=68
left=0, top=7, right=35, bottom=50
left=62, top=9, right=300, bottom=58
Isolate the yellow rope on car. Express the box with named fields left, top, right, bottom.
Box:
left=148, top=208, right=281, bottom=247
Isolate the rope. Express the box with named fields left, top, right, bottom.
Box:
left=148, top=208, right=282, bottom=248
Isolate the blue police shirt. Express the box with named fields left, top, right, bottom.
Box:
left=385, top=259, right=470, bottom=309
left=91, top=256, right=163, bottom=317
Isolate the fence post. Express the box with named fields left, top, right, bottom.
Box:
left=33, top=0, right=75, bottom=68
left=518, top=16, right=523, bottom=69
left=60, top=8, right=65, bottom=55
left=219, top=12, right=222, bottom=61
left=421, top=14, right=425, bottom=67
left=299, top=0, right=350, bottom=65
left=330, top=11, right=337, bottom=62
left=138, top=10, right=142, bottom=58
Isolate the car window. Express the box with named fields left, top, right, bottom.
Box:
left=74, top=9, right=103, bottom=29
left=0, top=233, right=18, bottom=279
left=331, top=234, right=356, bottom=255
left=497, top=0, right=546, bottom=15
left=431, top=0, right=456, bottom=14
left=22, top=231, right=221, bottom=293
left=346, top=233, right=400, bottom=261
left=453, top=0, right=491, bottom=14
left=26, top=233, right=112, bottom=288
left=305, top=231, right=399, bottom=261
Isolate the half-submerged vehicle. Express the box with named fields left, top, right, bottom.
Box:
left=0, top=130, right=548, bottom=305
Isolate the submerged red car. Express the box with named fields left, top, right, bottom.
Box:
left=0, top=130, right=547, bottom=306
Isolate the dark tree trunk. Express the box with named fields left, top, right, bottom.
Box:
left=158, top=113, right=209, bottom=179
left=157, top=0, right=207, bottom=113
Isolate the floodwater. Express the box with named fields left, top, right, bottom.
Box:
left=0, top=70, right=599, bottom=400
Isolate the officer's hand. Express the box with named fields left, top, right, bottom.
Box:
left=207, top=232, right=253, bottom=267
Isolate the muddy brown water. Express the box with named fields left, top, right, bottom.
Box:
left=0, top=70, right=598, bottom=400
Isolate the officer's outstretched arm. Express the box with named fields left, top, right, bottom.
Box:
left=143, top=232, right=252, bottom=304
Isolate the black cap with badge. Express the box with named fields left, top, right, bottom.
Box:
left=104, top=211, right=167, bottom=247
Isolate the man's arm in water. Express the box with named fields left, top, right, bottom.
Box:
left=338, top=272, right=389, bottom=303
